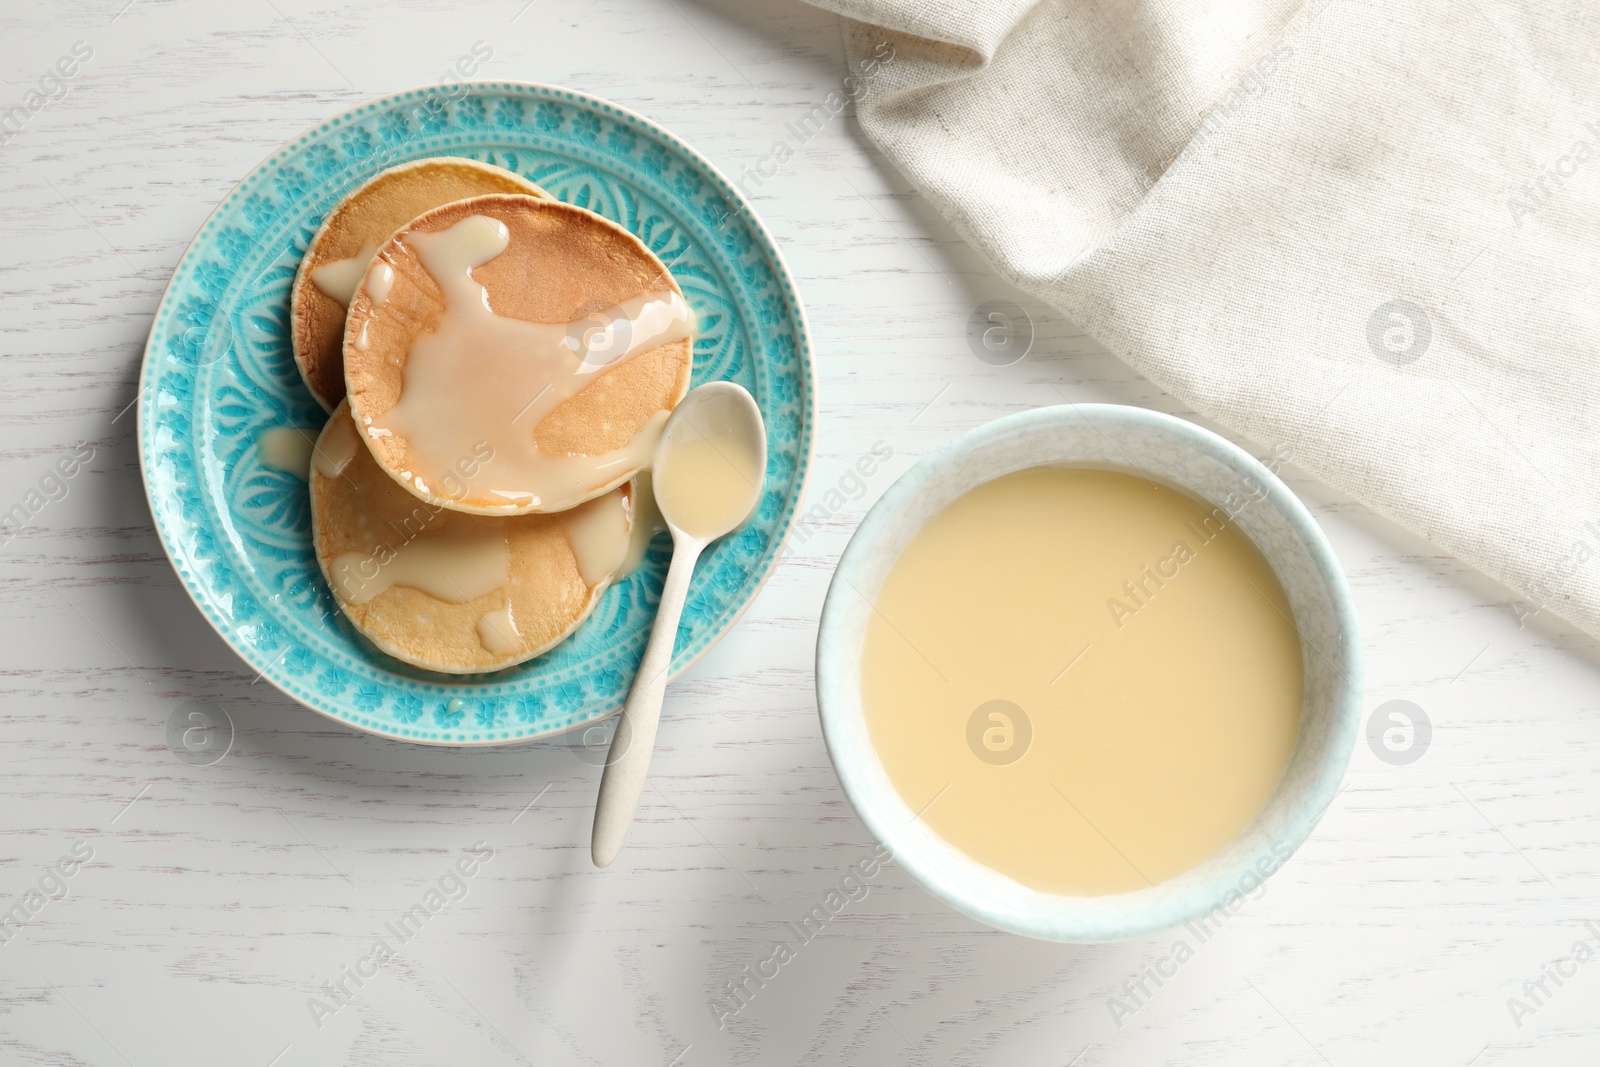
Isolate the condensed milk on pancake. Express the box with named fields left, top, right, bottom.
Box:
left=291, top=158, right=549, bottom=411
left=309, top=402, right=634, bottom=674
left=342, top=195, right=694, bottom=515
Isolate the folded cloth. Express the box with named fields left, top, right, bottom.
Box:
left=810, top=0, right=1600, bottom=639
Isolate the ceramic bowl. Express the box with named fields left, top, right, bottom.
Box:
left=815, top=404, right=1361, bottom=942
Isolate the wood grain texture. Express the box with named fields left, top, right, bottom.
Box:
left=1, top=0, right=1598, bottom=1064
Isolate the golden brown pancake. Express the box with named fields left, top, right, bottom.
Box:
left=291, top=159, right=548, bottom=411
left=342, top=194, right=694, bottom=515
left=309, top=401, right=632, bottom=674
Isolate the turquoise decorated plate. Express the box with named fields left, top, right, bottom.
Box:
left=138, top=83, right=813, bottom=745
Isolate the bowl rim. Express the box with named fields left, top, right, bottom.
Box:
left=814, top=403, right=1362, bottom=942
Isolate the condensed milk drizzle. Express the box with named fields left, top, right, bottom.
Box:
left=619, top=472, right=666, bottom=577
left=310, top=242, right=379, bottom=308
left=364, top=258, right=395, bottom=308
left=476, top=602, right=522, bottom=655
left=257, top=426, right=319, bottom=481
left=561, top=489, right=633, bottom=587
left=323, top=433, right=632, bottom=654
left=313, top=415, right=360, bottom=479
left=371, top=214, right=692, bottom=512
left=329, top=516, right=510, bottom=607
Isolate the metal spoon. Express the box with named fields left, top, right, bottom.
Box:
left=591, top=381, right=766, bottom=868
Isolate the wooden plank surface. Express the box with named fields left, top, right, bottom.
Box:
left=1, top=0, right=1597, bottom=1064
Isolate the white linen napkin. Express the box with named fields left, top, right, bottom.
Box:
left=809, top=0, right=1600, bottom=639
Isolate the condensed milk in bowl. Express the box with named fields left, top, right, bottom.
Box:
left=815, top=404, right=1361, bottom=942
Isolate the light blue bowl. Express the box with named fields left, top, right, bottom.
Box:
left=815, top=405, right=1361, bottom=942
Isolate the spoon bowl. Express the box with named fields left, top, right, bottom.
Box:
left=653, top=380, right=767, bottom=541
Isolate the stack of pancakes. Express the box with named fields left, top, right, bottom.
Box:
left=289, top=158, right=693, bottom=674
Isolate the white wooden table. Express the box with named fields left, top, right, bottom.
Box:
left=3, top=1, right=1597, bottom=1064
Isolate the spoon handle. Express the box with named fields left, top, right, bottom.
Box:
left=591, top=536, right=703, bottom=867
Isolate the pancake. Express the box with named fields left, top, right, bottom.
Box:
left=342, top=194, right=694, bottom=516
left=291, top=158, right=549, bottom=411
left=309, top=401, right=633, bottom=674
